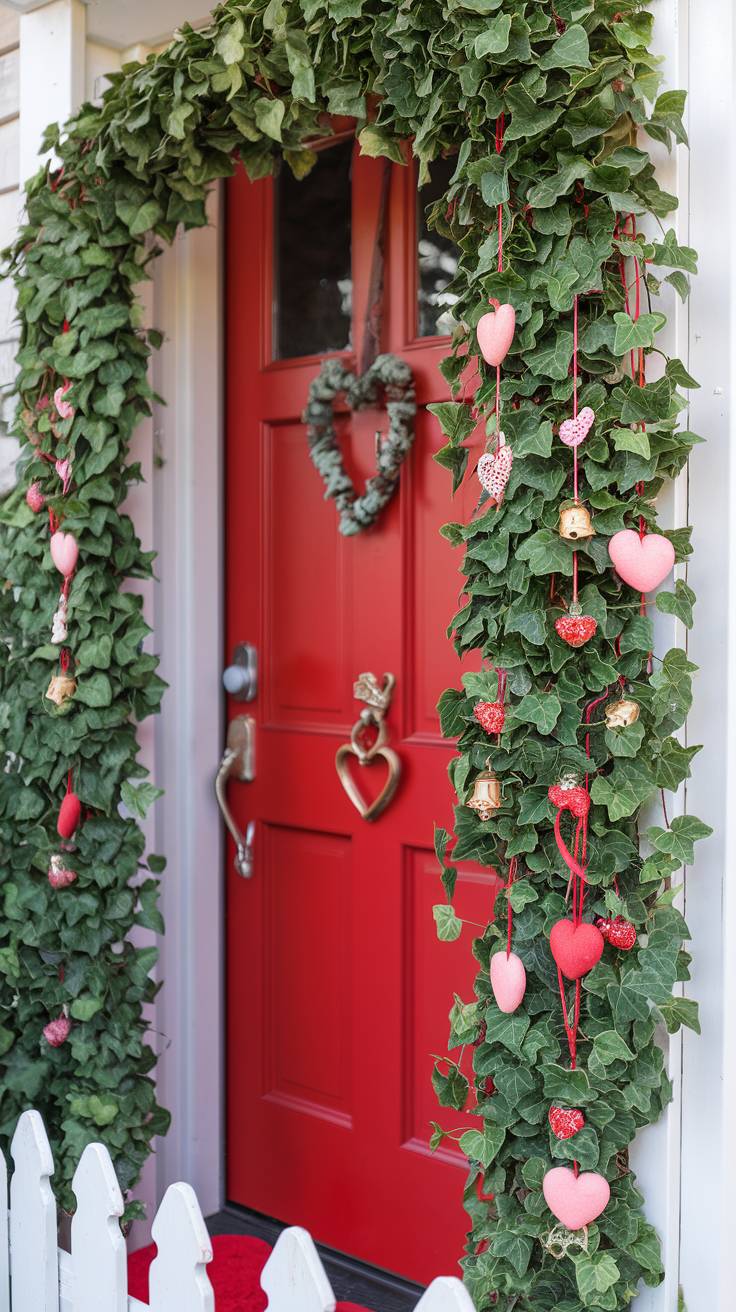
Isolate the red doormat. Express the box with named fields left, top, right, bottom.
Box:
left=128, top=1233, right=370, bottom=1311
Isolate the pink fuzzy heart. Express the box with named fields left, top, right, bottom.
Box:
left=477, top=303, right=516, bottom=367
left=543, top=1167, right=610, bottom=1230
left=477, top=443, right=513, bottom=502
left=490, top=951, right=526, bottom=1014
left=559, top=406, right=595, bottom=448
left=50, top=530, right=78, bottom=577
left=43, top=1015, right=71, bottom=1047
left=608, top=529, right=675, bottom=593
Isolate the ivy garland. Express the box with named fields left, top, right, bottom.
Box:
left=0, top=0, right=708, bottom=1300
left=302, top=352, right=416, bottom=534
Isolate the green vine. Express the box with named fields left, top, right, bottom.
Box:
left=0, top=0, right=707, bottom=1298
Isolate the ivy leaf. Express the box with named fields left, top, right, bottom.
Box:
left=651, top=228, right=698, bottom=273
left=459, top=1124, right=505, bottom=1167
left=254, top=97, right=286, bottom=141
left=433, top=905, right=463, bottom=941
left=474, top=14, right=512, bottom=57
left=656, top=996, right=700, bottom=1035
left=592, top=1030, right=635, bottom=1065
left=512, top=691, right=562, bottom=735
left=215, top=18, right=245, bottom=64
left=574, top=1252, right=620, bottom=1302
left=652, top=738, right=700, bottom=791
left=655, top=579, right=696, bottom=628
left=432, top=1061, right=469, bottom=1109
left=645, top=815, right=713, bottom=866
left=121, top=781, right=164, bottom=820
left=613, top=312, right=665, bottom=356
left=489, top=1232, right=533, bottom=1278
left=428, top=401, right=475, bottom=444
left=515, top=529, right=573, bottom=576
left=590, top=760, right=654, bottom=820
left=539, top=26, right=591, bottom=71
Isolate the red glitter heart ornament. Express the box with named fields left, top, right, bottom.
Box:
left=474, top=700, right=505, bottom=734
left=555, top=613, right=597, bottom=648
left=548, top=1106, right=585, bottom=1140
left=548, top=783, right=590, bottom=819
left=597, top=915, right=637, bottom=951
left=550, top=918, right=604, bottom=980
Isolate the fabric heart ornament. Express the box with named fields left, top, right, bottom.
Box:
left=474, top=700, right=505, bottom=734
left=53, top=381, right=74, bottom=421
left=476, top=303, right=516, bottom=367
left=543, top=1167, right=610, bottom=1230
left=490, top=951, right=526, bottom=1014
left=597, top=915, right=637, bottom=951
left=477, top=442, right=513, bottom=502
left=548, top=1106, right=585, bottom=1141
left=550, top=918, right=604, bottom=980
left=554, top=613, right=597, bottom=648
left=559, top=406, right=595, bottom=448
left=57, top=790, right=81, bottom=839
left=608, top=528, right=675, bottom=593
left=50, top=530, right=78, bottom=577
left=548, top=783, right=590, bottom=819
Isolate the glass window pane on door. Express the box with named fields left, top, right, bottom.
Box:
left=417, top=157, right=459, bottom=338
left=273, top=139, right=353, bottom=360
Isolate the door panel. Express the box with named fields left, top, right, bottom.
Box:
left=225, top=146, right=497, bottom=1284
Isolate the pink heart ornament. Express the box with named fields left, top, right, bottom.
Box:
left=490, top=951, right=526, bottom=1014
left=559, top=406, right=595, bottom=448
left=53, top=381, right=74, bottom=421
left=50, top=530, right=78, bottom=577
left=543, top=1167, right=610, bottom=1230
left=477, top=303, right=516, bottom=367
left=608, top=529, right=675, bottom=593
left=477, top=442, right=513, bottom=502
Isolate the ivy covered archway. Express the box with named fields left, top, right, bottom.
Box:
left=0, top=1, right=706, bottom=1307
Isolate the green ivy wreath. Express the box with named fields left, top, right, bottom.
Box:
left=0, top=1, right=709, bottom=1306
left=302, top=352, right=416, bottom=535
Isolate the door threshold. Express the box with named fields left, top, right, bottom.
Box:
left=207, top=1204, right=424, bottom=1311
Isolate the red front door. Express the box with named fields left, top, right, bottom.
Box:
left=225, top=141, right=497, bottom=1285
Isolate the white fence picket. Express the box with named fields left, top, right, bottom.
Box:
left=260, top=1227, right=336, bottom=1312
left=0, top=1145, right=8, bottom=1312
left=148, top=1183, right=214, bottom=1312
left=71, top=1143, right=127, bottom=1312
left=9, top=1110, right=59, bottom=1312
left=415, top=1277, right=477, bottom=1312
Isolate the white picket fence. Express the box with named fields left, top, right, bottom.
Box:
left=0, top=1110, right=474, bottom=1312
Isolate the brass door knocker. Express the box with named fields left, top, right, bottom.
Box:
left=335, top=673, right=402, bottom=821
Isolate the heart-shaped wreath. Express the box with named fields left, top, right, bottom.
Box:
left=302, top=353, right=416, bottom=536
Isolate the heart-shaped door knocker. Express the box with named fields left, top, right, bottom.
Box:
left=303, top=355, right=416, bottom=537
left=335, top=672, right=402, bottom=822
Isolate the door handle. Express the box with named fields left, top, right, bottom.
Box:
left=215, top=715, right=256, bottom=878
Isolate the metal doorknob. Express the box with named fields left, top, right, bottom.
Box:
left=215, top=715, right=256, bottom=878
left=223, top=642, right=258, bottom=701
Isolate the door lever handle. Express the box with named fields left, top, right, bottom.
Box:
left=215, top=715, right=256, bottom=878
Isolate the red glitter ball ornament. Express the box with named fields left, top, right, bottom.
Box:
left=548, top=782, right=590, bottom=819
left=597, top=915, right=637, bottom=951
left=43, top=1015, right=71, bottom=1047
left=474, top=700, right=505, bottom=735
left=555, top=613, right=597, bottom=648
left=548, top=1106, right=585, bottom=1140
left=25, top=481, right=45, bottom=513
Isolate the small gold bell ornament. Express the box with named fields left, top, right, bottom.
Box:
left=558, top=500, right=595, bottom=541
left=604, top=698, right=640, bottom=729
left=46, top=672, right=76, bottom=707
left=467, top=762, right=502, bottom=821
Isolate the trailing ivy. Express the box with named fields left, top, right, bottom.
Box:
left=0, top=0, right=707, bottom=1296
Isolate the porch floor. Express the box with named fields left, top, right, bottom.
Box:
left=207, top=1207, right=423, bottom=1311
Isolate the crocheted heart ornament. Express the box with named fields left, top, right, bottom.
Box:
left=548, top=1106, right=585, bottom=1140
left=490, top=951, right=526, bottom=1014
left=474, top=700, right=505, bottom=734
left=559, top=406, right=595, bottom=448
left=554, top=613, right=597, bottom=648
left=477, top=302, right=516, bottom=367
left=548, top=783, right=590, bottom=819
left=477, top=443, right=513, bottom=502
left=550, top=919, right=604, bottom=980
left=597, top=915, right=637, bottom=951
left=543, top=1166, right=610, bottom=1230
left=608, top=528, right=675, bottom=592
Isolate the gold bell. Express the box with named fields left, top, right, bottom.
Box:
left=467, top=765, right=502, bottom=821
left=559, top=500, right=595, bottom=541
left=604, top=698, right=640, bottom=729
left=46, top=673, right=76, bottom=707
